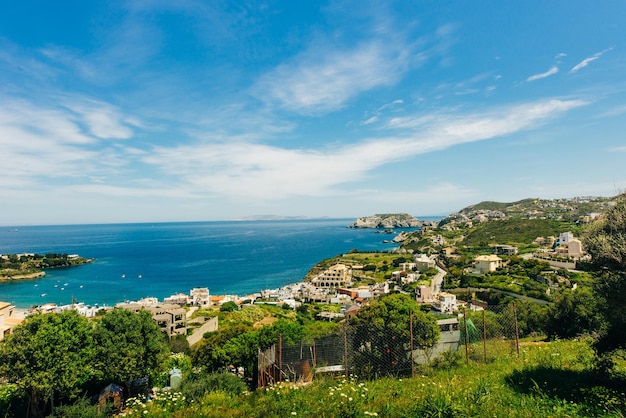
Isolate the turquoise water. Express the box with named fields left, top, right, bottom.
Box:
left=0, top=219, right=436, bottom=308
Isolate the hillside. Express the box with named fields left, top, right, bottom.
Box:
left=116, top=339, right=626, bottom=417
left=447, top=195, right=615, bottom=225
left=461, top=218, right=570, bottom=246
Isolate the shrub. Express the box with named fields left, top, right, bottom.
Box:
left=180, top=372, right=248, bottom=401
left=430, top=350, right=462, bottom=371
left=220, top=301, right=239, bottom=312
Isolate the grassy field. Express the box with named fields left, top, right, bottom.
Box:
left=119, top=338, right=626, bottom=417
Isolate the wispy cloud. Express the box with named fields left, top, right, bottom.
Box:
left=570, top=47, right=613, bottom=73
left=0, top=98, right=139, bottom=187
left=141, top=98, right=587, bottom=200
left=527, top=66, right=559, bottom=82
left=252, top=40, right=409, bottom=114
left=609, top=146, right=626, bottom=152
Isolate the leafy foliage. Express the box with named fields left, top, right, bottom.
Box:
left=0, top=311, right=95, bottom=417
left=545, top=288, right=602, bottom=340
left=350, top=294, right=439, bottom=379
left=582, top=194, right=626, bottom=355
left=220, top=301, right=239, bottom=312
left=92, top=308, right=170, bottom=388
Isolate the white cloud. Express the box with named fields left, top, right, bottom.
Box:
left=142, top=98, right=587, bottom=200
left=0, top=97, right=138, bottom=187
left=61, top=98, right=136, bottom=139
left=527, top=66, right=559, bottom=82
left=609, top=146, right=626, bottom=152
left=361, top=116, right=379, bottom=125
left=570, top=47, right=613, bottom=73
left=252, top=40, right=408, bottom=114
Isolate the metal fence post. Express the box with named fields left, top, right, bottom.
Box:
left=410, top=310, right=415, bottom=378
left=482, top=309, right=487, bottom=362
left=513, top=302, right=520, bottom=358
left=279, top=334, right=283, bottom=383
left=464, top=306, right=469, bottom=364
left=343, top=322, right=349, bottom=379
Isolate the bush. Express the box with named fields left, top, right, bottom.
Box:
left=430, top=350, right=462, bottom=371
left=53, top=397, right=112, bottom=418
left=220, top=301, right=239, bottom=312
left=180, top=372, right=248, bottom=401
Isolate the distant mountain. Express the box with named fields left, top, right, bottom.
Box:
left=235, top=215, right=326, bottom=221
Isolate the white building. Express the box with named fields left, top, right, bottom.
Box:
left=190, top=287, right=211, bottom=307
left=473, top=255, right=502, bottom=274
left=433, top=292, right=457, bottom=314
left=414, top=254, right=436, bottom=272
left=558, top=232, right=574, bottom=244
left=311, top=264, right=353, bottom=289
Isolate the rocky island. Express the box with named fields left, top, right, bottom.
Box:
left=348, top=213, right=424, bottom=228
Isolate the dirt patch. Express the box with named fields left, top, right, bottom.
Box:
left=254, top=316, right=278, bottom=328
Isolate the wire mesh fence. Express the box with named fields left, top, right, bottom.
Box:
left=258, top=302, right=531, bottom=388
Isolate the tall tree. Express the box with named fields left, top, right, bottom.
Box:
left=0, top=311, right=95, bottom=418
left=92, top=308, right=169, bottom=391
left=350, top=293, right=439, bottom=378
left=544, top=287, right=602, bottom=340
left=583, top=193, right=626, bottom=355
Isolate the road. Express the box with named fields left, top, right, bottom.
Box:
left=431, top=263, right=447, bottom=294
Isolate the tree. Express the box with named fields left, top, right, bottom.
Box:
left=350, top=293, right=439, bottom=378
left=92, top=309, right=169, bottom=392
left=0, top=311, right=95, bottom=418
left=220, top=301, right=239, bottom=312
left=544, top=288, right=602, bottom=340
left=583, top=193, right=626, bottom=355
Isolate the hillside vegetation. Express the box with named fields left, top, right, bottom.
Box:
left=462, top=218, right=571, bottom=246
left=115, top=339, right=626, bottom=417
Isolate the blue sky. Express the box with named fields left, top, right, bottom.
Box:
left=1, top=1, right=625, bottom=225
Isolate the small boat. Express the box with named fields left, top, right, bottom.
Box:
left=138, top=274, right=142, bottom=279
left=79, top=285, right=84, bottom=288
left=40, top=293, right=46, bottom=297
left=121, top=274, right=126, bottom=278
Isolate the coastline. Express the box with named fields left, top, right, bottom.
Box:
left=0, top=219, right=413, bottom=309
left=0, top=271, right=46, bottom=281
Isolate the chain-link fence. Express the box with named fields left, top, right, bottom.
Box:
left=258, top=303, right=528, bottom=388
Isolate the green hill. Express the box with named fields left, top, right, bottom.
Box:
left=462, top=218, right=572, bottom=246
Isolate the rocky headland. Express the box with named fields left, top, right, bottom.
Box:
left=348, top=213, right=423, bottom=228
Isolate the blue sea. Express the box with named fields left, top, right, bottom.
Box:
left=0, top=219, right=437, bottom=309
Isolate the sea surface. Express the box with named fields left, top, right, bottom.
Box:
left=0, top=218, right=438, bottom=309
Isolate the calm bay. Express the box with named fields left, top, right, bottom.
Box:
left=0, top=219, right=435, bottom=308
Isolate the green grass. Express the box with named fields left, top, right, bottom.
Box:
left=119, top=339, right=626, bottom=417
